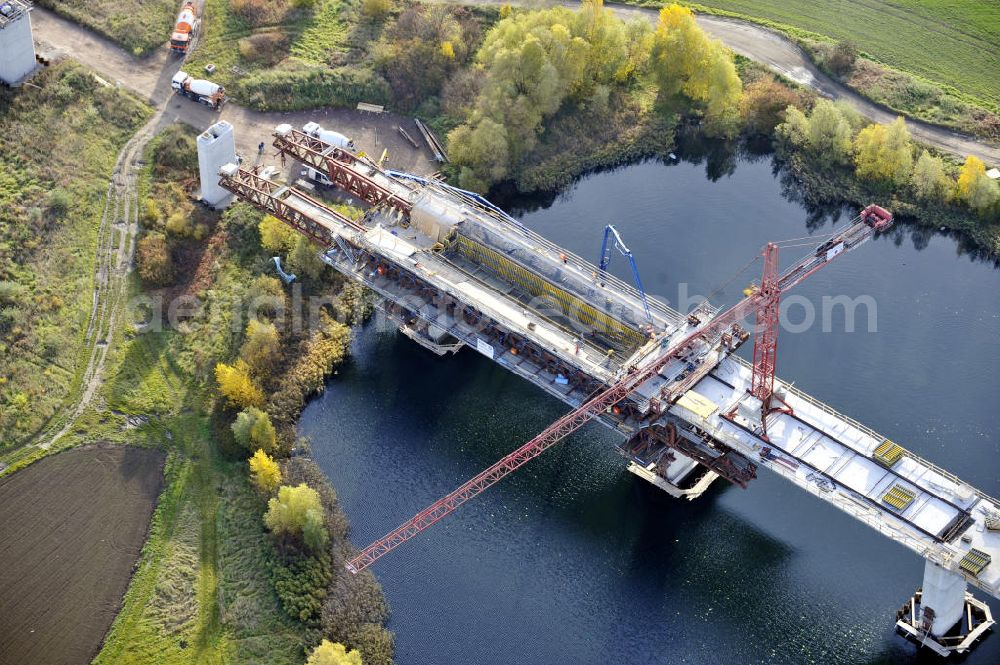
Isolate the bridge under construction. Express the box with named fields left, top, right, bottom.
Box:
left=213, top=121, right=999, bottom=657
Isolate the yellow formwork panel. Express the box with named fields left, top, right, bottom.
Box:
left=960, top=548, right=991, bottom=576
left=882, top=483, right=916, bottom=511
left=452, top=235, right=647, bottom=351
left=676, top=390, right=719, bottom=420
left=873, top=439, right=905, bottom=467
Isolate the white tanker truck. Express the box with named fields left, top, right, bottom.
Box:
left=171, top=71, right=226, bottom=110
left=301, top=122, right=355, bottom=186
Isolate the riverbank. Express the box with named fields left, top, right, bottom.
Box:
left=0, top=114, right=396, bottom=664
left=93, top=126, right=395, bottom=664
left=618, top=0, right=1000, bottom=144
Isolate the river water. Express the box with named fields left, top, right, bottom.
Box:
left=300, top=149, right=1000, bottom=664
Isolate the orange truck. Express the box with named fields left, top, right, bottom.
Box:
left=169, top=2, right=197, bottom=55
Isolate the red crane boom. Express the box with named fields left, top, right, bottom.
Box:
left=345, top=205, right=893, bottom=574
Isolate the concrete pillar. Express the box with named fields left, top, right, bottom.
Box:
left=197, top=121, right=237, bottom=208
left=0, top=1, right=37, bottom=85
left=921, top=560, right=967, bottom=637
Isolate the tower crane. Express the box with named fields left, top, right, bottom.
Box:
left=345, top=205, right=894, bottom=574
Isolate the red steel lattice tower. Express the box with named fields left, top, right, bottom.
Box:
left=750, top=242, right=781, bottom=422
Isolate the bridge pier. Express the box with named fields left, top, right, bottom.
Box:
left=894, top=560, right=994, bottom=657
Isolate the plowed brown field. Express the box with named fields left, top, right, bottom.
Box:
left=0, top=446, right=165, bottom=665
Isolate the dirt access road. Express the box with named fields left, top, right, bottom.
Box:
left=25, top=6, right=436, bottom=449
left=32, top=3, right=1000, bottom=165
left=30, top=7, right=437, bottom=174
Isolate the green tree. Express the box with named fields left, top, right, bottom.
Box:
left=288, top=235, right=326, bottom=280
left=264, top=483, right=329, bottom=550
left=911, top=150, right=952, bottom=201
left=853, top=117, right=913, bottom=184
left=215, top=359, right=265, bottom=408
left=777, top=100, right=853, bottom=164
left=240, top=318, right=281, bottom=375
left=232, top=407, right=277, bottom=453
left=807, top=100, right=853, bottom=163
left=249, top=448, right=282, bottom=493
left=446, top=1, right=649, bottom=190
left=448, top=119, right=510, bottom=191
left=259, top=215, right=297, bottom=252
left=307, top=640, right=363, bottom=665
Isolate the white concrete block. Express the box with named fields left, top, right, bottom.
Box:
left=197, top=121, right=237, bottom=207
left=0, top=1, right=37, bottom=85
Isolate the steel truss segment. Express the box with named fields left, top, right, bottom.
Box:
left=217, top=168, right=891, bottom=575
left=217, top=167, right=364, bottom=247
left=272, top=129, right=413, bottom=214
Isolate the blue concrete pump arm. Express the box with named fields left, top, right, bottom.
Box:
left=598, top=224, right=652, bottom=323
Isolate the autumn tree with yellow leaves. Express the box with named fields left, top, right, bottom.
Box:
left=215, top=359, right=264, bottom=408
left=651, top=4, right=742, bottom=137
left=956, top=156, right=1000, bottom=214
left=853, top=116, right=913, bottom=184
left=249, top=449, right=282, bottom=493
left=307, top=640, right=362, bottom=665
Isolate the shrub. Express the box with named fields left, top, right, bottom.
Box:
left=739, top=78, right=808, bottom=137
left=361, top=0, right=391, bottom=20
left=238, top=31, right=290, bottom=67
left=307, top=640, right=362, bottom=665
left=265, top=483, right=329, bottom=551
left=137, top=233, right=175, bottom=286
left=232, top=406, right=277, bottom=453
left=231, top=0, right=290, bottom=26
left=153, top=125, right=198, bottom=173
left=236, top=67, right=391, bottom=112
left=826, top=40, right=858, bottom=78
left=46, top=188, right=72, bottom=219
left=270, top=549, right=331, bottom=624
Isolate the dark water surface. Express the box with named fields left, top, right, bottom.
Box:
left=301, top=154, right=1000, bottom=664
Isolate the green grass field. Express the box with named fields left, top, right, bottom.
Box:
left=0, top=62, right=149, bottom=447
left=686, top=0, right=1000, bottom=109
left=34, top=0, right=178, bottom=55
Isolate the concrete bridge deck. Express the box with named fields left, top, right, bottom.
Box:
left=217, top=124, right=999, bottom=651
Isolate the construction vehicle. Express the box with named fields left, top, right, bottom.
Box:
left=169, top=2, right=197, bottom=55
left=303, top=121, right=354, bottom=149
left=170, top=71, right=226, bottom=109
left=302, top=122, right=354, bottom=185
